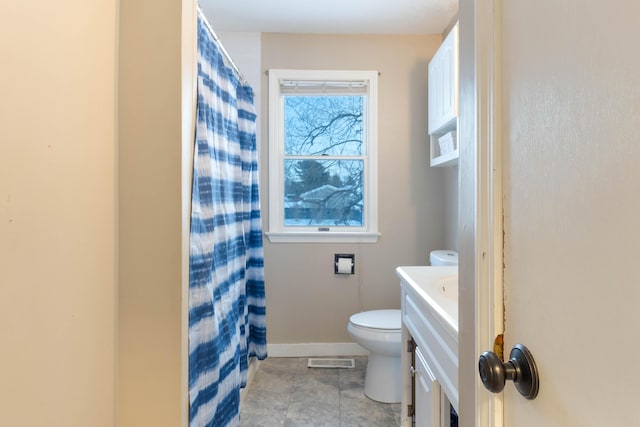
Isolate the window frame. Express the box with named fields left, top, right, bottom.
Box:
left=266, top=69, right=380, bottom=243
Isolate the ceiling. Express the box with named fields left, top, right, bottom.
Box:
left=199, top=0, right=458, bottom=35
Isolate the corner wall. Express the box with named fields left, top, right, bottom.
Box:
left=117, top=0, right=191, bottom=425
left=443, top=166, right=460, bottom=251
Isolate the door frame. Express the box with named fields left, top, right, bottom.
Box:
left=181, top=1, right=198, bottom=425
left=458, top=0, right=503, bottom=426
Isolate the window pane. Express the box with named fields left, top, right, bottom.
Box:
left=284, top=159, right=364, bottom=226
left=284, top=96, right=364, bottom=156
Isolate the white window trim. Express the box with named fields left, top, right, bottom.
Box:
left=266, top=69, right=380, bottom=244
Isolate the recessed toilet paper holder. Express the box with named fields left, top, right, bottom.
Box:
left=334, top=254, right=355, bottom=274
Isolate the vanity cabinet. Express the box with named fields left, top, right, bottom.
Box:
left=428, top=23, right=459, bottom=167
left=398, top=266, right=458, bottom=427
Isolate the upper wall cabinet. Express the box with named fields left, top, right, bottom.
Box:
left=428, top=23, right=459, bottom=167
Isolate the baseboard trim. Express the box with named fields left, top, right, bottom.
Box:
left=266, top=342, right=369, bottom=358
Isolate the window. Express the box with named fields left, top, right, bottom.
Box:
left=267, top=69, right=379, bottom=243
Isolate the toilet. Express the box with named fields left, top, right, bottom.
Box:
left=347, top=309, right=402, bottom=403
left=347, top=250, right=458, bottom=404
left=429, top=249, right=458, bottom=266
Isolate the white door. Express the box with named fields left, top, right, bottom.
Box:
left=459, top=0, right=640, bottom=425
left=499, top=1, right=640, bottom=425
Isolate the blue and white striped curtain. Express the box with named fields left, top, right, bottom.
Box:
left=189, top=11, right=267, bottom=427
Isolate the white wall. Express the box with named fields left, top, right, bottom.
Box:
left=217, top=32, right=263, bottom=156
left=0, top=1, right=116, bottom=425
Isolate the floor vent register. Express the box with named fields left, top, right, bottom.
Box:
left=307, top=358, right=355, bottom=369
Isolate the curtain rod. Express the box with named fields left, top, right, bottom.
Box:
left=197, top=7, right=249, bottom=85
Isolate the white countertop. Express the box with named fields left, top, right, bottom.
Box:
left=396, top=266, right=458, bottom=336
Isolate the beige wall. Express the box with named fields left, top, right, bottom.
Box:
left=117, top=0, right=191, bottom=426
left=0, top=1, right=116, bottom=426
left=261, top=33, right=447, bottom=343
left=443, top=166, right=459, bottom=251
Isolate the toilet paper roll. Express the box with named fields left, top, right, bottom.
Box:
left=336, top=257, right=353, bottom=274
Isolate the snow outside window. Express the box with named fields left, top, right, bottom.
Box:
left=267, top=69, right=380, bottom=243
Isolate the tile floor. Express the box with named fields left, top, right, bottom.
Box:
left=240, top=356, right=402, bottom=427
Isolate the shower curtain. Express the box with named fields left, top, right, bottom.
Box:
left=189, top=12, right=267, bottom=427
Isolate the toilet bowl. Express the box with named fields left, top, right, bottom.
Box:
left=347, top=309, right=402, bottom=403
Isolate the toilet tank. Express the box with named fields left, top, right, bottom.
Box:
left=430, top=250, right=458, bottom=266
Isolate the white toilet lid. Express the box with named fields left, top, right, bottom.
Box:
left=350, top=309, right=401, bottom=330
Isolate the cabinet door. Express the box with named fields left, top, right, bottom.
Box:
left=427, top=48, right=443, bottom=134
left=415, top=348, right=440, bottom=427
left=427, top=23, right=458, bottom=134
left=439, top=25, right=457, bottom=127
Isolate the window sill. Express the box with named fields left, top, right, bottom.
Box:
left=265, top=231, right=381, bottom=244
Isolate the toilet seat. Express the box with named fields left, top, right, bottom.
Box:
left=349, top=309, right=401, bottom=331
